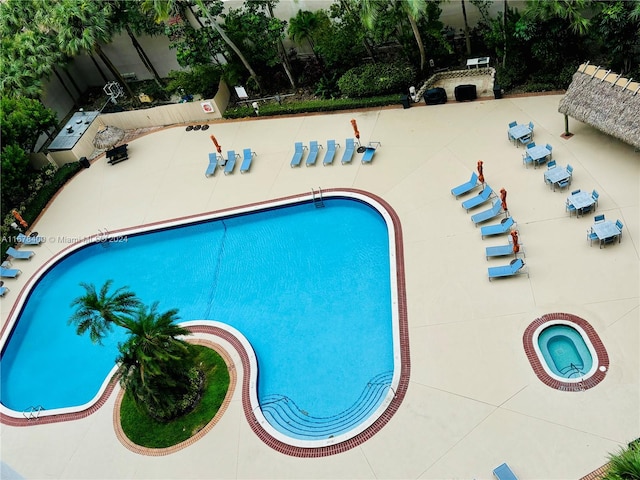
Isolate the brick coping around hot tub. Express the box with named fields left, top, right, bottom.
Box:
left=0, top=189, right=410, bottom=458
left=522, top=313, right=609, bottom=392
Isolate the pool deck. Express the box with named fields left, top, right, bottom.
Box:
left=1, top=94, right=638, bottom=480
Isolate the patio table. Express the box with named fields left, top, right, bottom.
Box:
left=508, top=124, right=531, bottom=146
left=568, top=191, right=595, bottom=217
left=544, top=166, right=570, bottom=190
left=592, top=220, right=621, bottom=246
left=526, top=145, right=551, bottom=168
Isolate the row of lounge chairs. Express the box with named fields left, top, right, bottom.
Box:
left=451, top=173, right=528, bottom=281
left=291, top=139, right=380, bottom=167
left=206, top=148, right=256, bottom=177
left=1, top=245, right=37, bottom=296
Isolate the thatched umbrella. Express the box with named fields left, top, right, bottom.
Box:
left=558, top=64, right=640, bottom=149
left=93, top=125, right=125, bottom=150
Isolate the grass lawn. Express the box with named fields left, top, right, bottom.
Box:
left=119, top=345, right=230, bottom=448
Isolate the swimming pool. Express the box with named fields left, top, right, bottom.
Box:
left=0, top=190, right=408, bottom=450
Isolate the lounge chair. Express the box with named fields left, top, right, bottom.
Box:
left=306, top=141, right=322, bottom=166
left=1, top=267, right=21, bottom=278
left=224, top=150, right=239, bottom=175
left=480, top=216, right=516, bottom=239
left=240, top=148, right=255, bottom=173
left=290, top=142, right=307, bottom=167
left=471, top=199, right=503, bottom=225
left=0, top=285, right=8, bottom=296
left=7, top=247, right=35, bottom=260
left=323, top=140, right=339, bottom=166
left=462, top=186, right=494, bottom=212
left=17, top=233, right=43, bottom=245
left=488, top=258, right=528, bottom=282
left=493, top=462, right=519, bottom=480
left=361, top=141, right=381, bottom=164
left=485, top=242, right=525, bottom=260
left=205, top=153, right=217, bottom=177
left=341, top=138, right=355, bottom=164
left=451, top=172, right=480, bottom=198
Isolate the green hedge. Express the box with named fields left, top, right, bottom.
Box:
left=337, top=62, right=416, bottom=98
left=223, top=94, right=405, bottom=119
left=1, top=162, right=81, bottom=258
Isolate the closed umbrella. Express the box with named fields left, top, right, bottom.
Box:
left=477, top=160, right=485, bottom=184
left=510, top=230, right=519, bottom=254
left=92, top=125, right=125, bottom=150
left=11, top=210, right=28, bottom=229
left=500, top=188, right=508, bottom=211
left=210, top=135, right=222, bottom=154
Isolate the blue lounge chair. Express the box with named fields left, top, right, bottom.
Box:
left=224, top=150, right=239, bottom=175
left=290, top=142, right=307, bottom=167
left=451, top=172, right=480, bottom=198
left=341, top=138, right=355, bottom=164
left=306, top=141, right=322, bottom=166
left=493, top=462, right=519, bottom=480
left=16, top=233, right=43, bottom=245
left=0, top=285, right=8, bottom=296
left=481, top=216, right=516, bottom=239
left=205, top=153, right=217, bottom=177
left=462, top=186, right=494, bottom=212
left=485, top=242, right=525, bottom=260
left=7, top=247, right=34, bottom=260
left=471, top=199, right=503, bottom=225
left=240, top=148, right=255, bottom=173
left=488, top=258, right=528, bottom=281
left=361, top=142, right=381, bottom=164
left=323, top=140, right=339, bottom=166
left=1, top=267, right=21, bottom=278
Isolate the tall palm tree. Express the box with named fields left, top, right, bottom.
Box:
left=145, top=0, right=262, bottom=91
left=68, top=280, right=141, bottom=344
left=523, top=0, right=592, bottom=35
left=360, top=0, right=429, bottom=72
left=288, top=9, right=322, bottom=61
left=116, top=303, right=198, bottom=420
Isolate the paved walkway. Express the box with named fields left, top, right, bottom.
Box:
left=1, top=95, right=638, bottom=479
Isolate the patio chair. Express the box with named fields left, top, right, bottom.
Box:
left=6, top=247, right=34, bottom=260
left=306, top=140, right=322, bottom=166
left=488, top=258, right=528, bottom=282
left=591, top=189, right=599, bottom=208
left=240, top=148, right=256, bottom=173
left=493, top=462, right=519, bottom=480
left=507, top=121, right=517, bottom=143
left=205, top=153, right=218, bottom=177
left=547, top=160, right=556, bottom=169
left=571, top=189, right=581, bottom=195
left=616, top=220, right=624, bottom=239
left=526, top=142, right=536, bottom=149
left=361, top=141, right=381, bottom=164
left=323, top=140, right=339, bottom=166
left=480, top=216, right=516, bottom=239
left=461, top=186, right=495, bottom=212
left=16, top=233, right=43, bottom=245
left=522, top=152, right=534, bottom=168
left=557, top=178, right=571, bottom=190
left=508, top=121, right=517, bottom=128
left=594, top=214, right=605, bottom=223
left=341, top=138, right=356, bottom=164
left=471, top=199, right=503, bottom=225
left=566, top=164, right=574, bottom=179
left=451, top=172, right=480, bottom=198
left=566, top=199, right=577, bottom=217
left=224, top=150, right=239, bottom=175
left=545, top=144, right=553, bottom=159
left=529, top=121, right=535, bottom=138
left=0, top=267, right=21, bottom=278
left=587, top=228, right=599, bottom=246
left=290, top=142, right=307, bottom=167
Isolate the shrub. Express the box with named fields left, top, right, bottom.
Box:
left=603, top=443, right=640, bottom=480
left=337, top=62, right=416, bottom=98
left=165, top=65, right=222, bottom=99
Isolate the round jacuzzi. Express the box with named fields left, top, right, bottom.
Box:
left=523, top=314, right=609, bottom=391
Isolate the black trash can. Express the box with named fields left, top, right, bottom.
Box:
left=493, top=84, right=503, bottom=99
left=79, top=156, right=90, bottom=168
left=424, top=88, right=447, bottom=105
left=455, top=84, right=477, bottom=102
left=400, top=95, right=411, bottom=109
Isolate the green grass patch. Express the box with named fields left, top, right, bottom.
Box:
left=119, top=345, right=230, bottom=448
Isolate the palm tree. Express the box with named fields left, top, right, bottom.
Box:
left=68, top=280, right=141, bottom=344
left=145, top=0, right=262, bottom=91
left=288, top=9, right=322, bottom=61
left=523, top=0, right=592, bottom=35
left=360, top=0, right=429, bottom=72
left=116, top=303, right=199, bottom=420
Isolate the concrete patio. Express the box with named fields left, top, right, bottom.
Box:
left=0, top=94, right=638, bottom=480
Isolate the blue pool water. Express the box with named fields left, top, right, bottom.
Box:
left=538, top=324, right=593, bottom=378
left=0, top=198, right=395, bottom=440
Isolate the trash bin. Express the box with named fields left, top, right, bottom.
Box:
left=400, top=95, right=411, bottom=109
left=455, top=84, right=477, bottom=102
left=493, top=84, right=503, bottom=99
left=423, top=88, right=447, bottom=105
left=79, top=156, right=90, bottom=168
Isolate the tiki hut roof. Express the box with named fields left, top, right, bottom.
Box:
left=558, top=63, right=640, bottom=149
